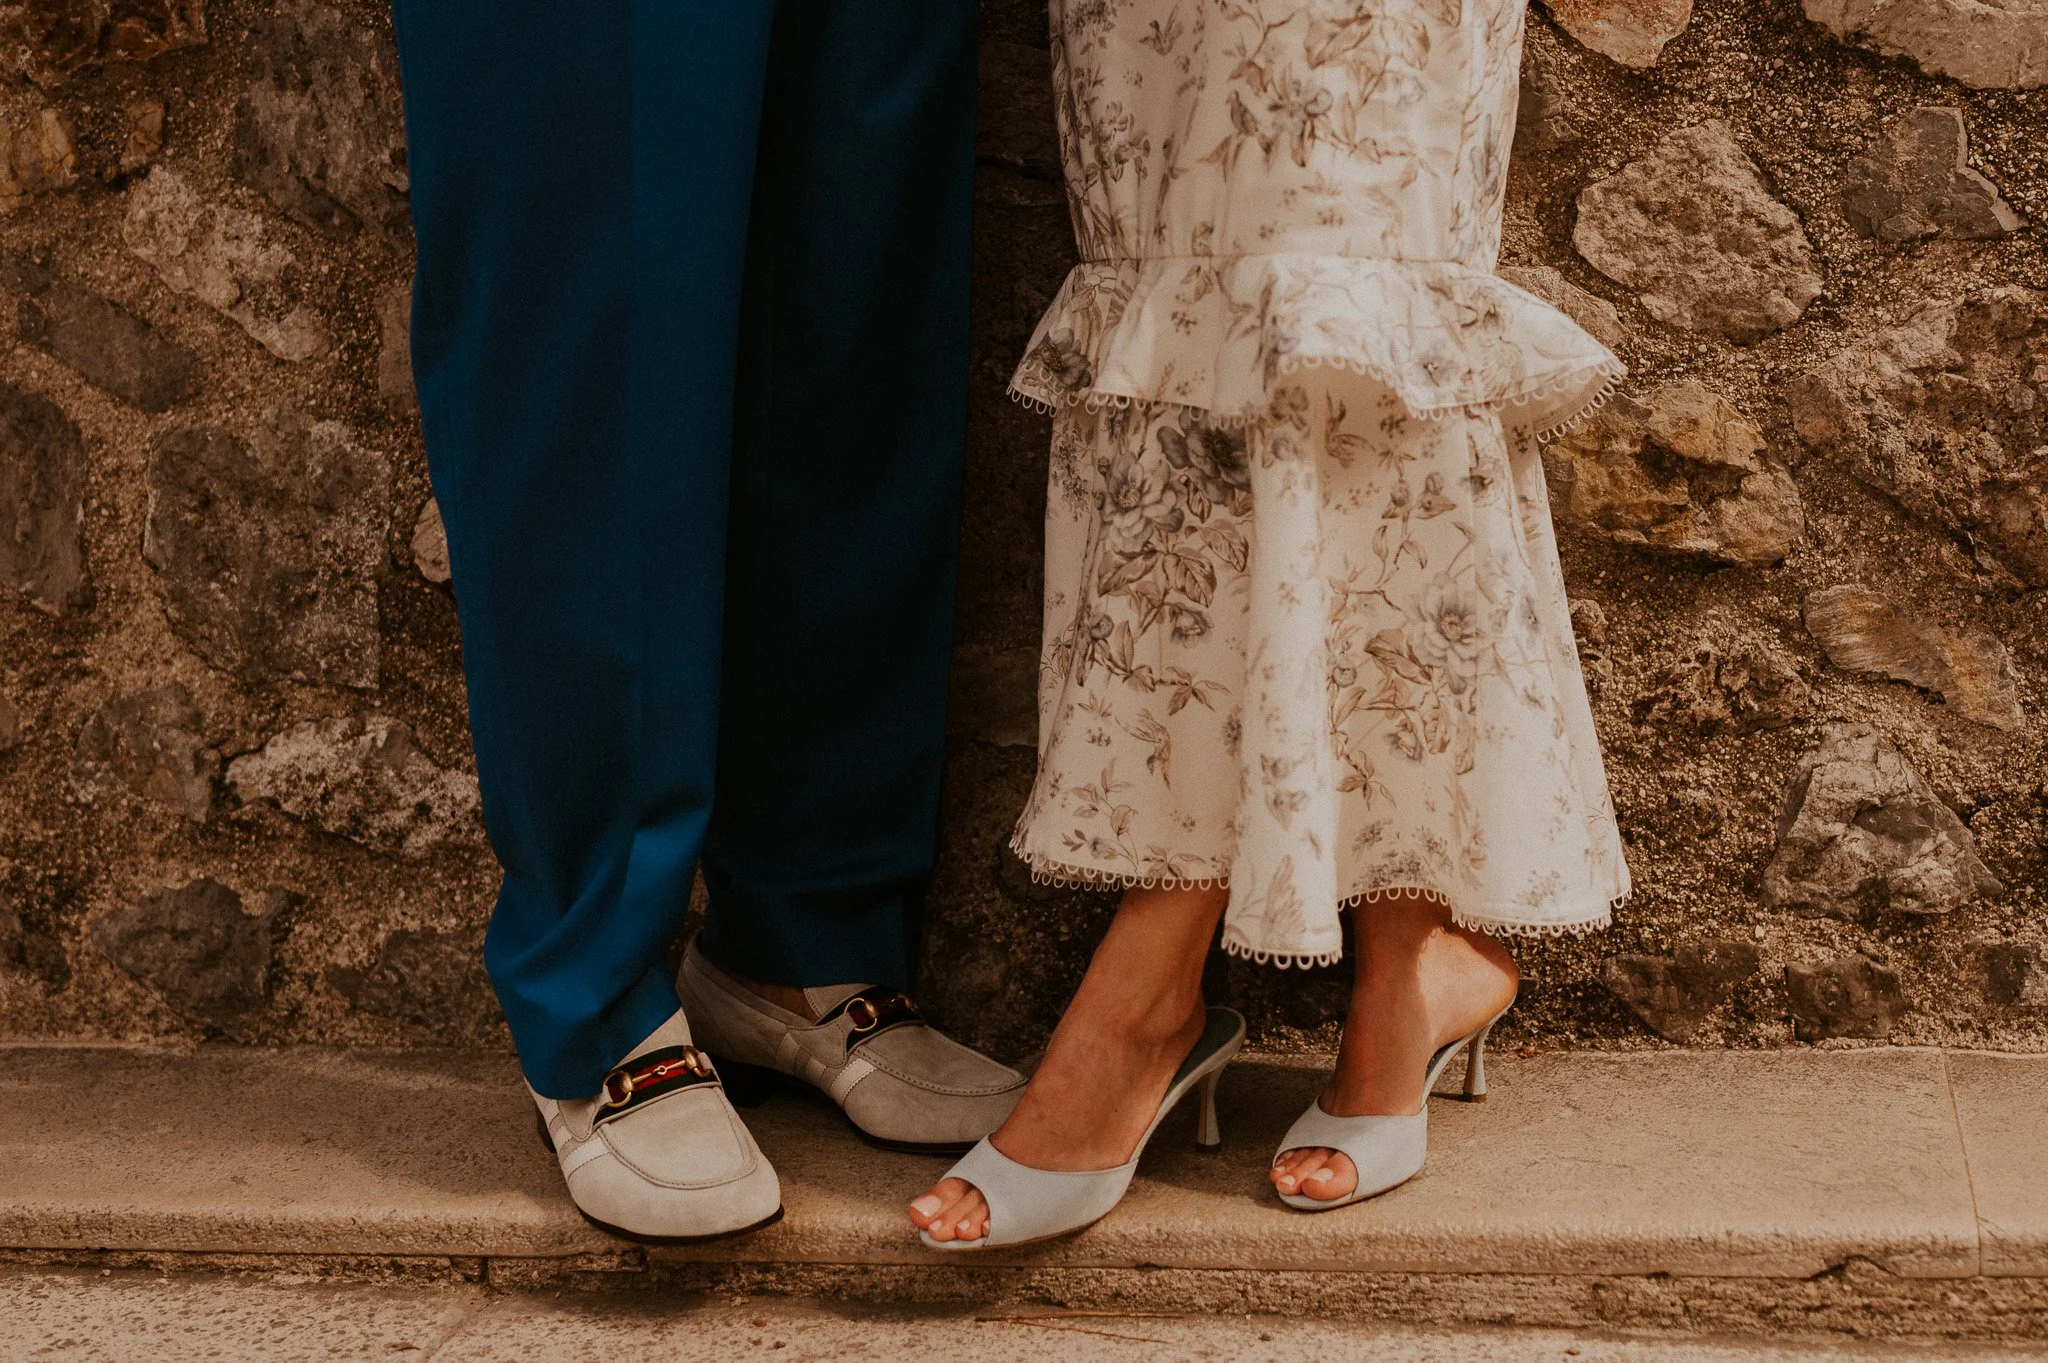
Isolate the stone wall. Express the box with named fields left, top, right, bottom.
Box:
left=0, top=0, right=2042, bottom=1062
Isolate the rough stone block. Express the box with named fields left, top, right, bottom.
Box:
left=0, top=377, right=89, bottom=614
left=231, top=0, right=407, bottom=240
left=0, top=254, right=199, bottom=411
left=1764, top=722, right=2003, bottom=920
left=142, top=408, right=389, bottom=689
left=227, top=714, right=482, bottom=858
left=1841, top=107, right=2020, bottom=242
left=1574, top=121, right=1822, bottom=342
left=70, top=682, right=216, bottom=821
left=1785, top=953, right=1908, bottom=1041
left=1803, top=584, right=2022, bottom=731
left=1602, top=938, right=1761, bottom=1041
left=326, top=927, right=498, bottom=1040
left=1, top=0, right=206, bottom=86
left=123, top=166, right=327, bottom=362
left=91, top=878, right=271, bottom=1028
left=1541, top=0, right=1692, bottom=67
left=1542, top=381, right=1804, bottom=564
left=410, top=497, right=448, bottom=585
left=1786, top=288, right=2048, bottom=587
left=1804, top=0, right=2048, bottom=89
left=0, top=106, right=73, bottom=211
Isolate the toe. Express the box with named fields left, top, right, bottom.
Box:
left=908, top=1178, right=970, bottom=1230
left=957, top=1190, right=990, bottom=1241
left=1302, top=1151, right=1357, bottom=1202
left=1273, top=1147, right=1328, bottom=1195
left=924, top=1184, right=987, bottom=1243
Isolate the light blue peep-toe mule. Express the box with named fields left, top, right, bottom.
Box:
left=919, top=1006, right=1245, bottom=1251
left=1272, top=998, right=1513, bottom=1212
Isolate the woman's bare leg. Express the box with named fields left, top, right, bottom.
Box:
left=1269, top=891, right=1520, bottom=1201
left=907, top=883, right=1228, bottom=1242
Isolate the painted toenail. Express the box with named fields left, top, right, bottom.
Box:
left=910, top=1196, right=943, bottom=1218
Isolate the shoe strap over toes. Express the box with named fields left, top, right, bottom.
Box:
left=928, top=1138, right=1139, bottom=1249
left=1273, top=1102, right=1429, bottom=1206
left=919, top=1006, right=1246, bottom=1251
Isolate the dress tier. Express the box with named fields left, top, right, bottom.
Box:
left=1011, top=0, right=1632, bottom=965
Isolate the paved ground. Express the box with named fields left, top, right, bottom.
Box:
left=6, top=1269, right=2048, bottom=1363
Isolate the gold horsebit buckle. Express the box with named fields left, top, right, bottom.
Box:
left=598, top=1044, right=718, bottom=1115
left=832, top=990, right=922, bottom=1053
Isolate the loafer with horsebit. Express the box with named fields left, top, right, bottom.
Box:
left=531, top=1009, right=783, bottom=1243
left=677, top=940, right=1026, bottom=1153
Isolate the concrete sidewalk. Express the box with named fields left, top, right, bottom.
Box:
left=2, top=1043, right=2044, bottom=1338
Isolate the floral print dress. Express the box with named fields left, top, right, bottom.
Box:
left=1010, top=0, right=1632, bottom=965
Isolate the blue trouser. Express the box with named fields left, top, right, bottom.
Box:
left=391, top=1, right=975, bottom=1099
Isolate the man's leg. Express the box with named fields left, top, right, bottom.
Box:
left=393, top=0, right=775, bottom=1098
left=694, top=0, right=978, bottom=990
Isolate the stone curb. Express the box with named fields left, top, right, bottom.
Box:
left=0, top=1044, right=2041, bottom=1285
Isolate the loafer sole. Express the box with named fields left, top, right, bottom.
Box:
left=577, top=1203, right=785, bottom=1247
left=712, top=1054, right=983, bottom=1157
left=534, top=1112, right=786, bottom=1245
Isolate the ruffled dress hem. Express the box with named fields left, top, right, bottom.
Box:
left=1008, top=839, right=1626, bottom=969
left=1008, top=254, right=1627, bottom=439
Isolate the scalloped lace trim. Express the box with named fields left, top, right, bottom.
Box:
left=1008, top=356, right=1627, bottom=443
left=1532, top=370, right=1625, bottom=443
left=1009, top=841, right=1624, bottom=968
left=1008, top=839, right=1229, bottom=895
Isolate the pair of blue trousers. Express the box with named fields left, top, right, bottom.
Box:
left=391, top=1, right=976, bottom=1099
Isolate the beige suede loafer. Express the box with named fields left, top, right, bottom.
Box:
left=676, top=940, right=1025, bottom=1154
left=531, top=1009, right=782, bottom=1243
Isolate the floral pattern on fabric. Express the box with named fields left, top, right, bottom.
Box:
left=1012, top=0, right=1632, bottom=962
left=1015, top=389, right=1629, bottom=961
left=1009, top=0, right=1625, bottom=431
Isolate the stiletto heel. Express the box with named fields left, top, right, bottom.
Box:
left=1194, top=1069, right=1224, bottom=1150
left=920, top=1007, right=1245, bottom=1250
left=1271, top=995, right=1515, bottom=1212
left=1463, top=1021, right=1493, bottom=1102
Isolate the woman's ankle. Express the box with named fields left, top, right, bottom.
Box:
left=1065, top=969, right=1207, bottom=1052
left=1060, top=882, right=1225, bottom=1046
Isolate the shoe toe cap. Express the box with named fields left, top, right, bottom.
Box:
left=600, top=1086, right=759, bottom=1182
left=842, top=1067, right=1024, bottom=1147
left=565, top=1088, right=782, bottom=1239
left=568, top=1150, right=781, bottom=1240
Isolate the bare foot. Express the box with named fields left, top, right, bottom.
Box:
left=1270, top=894, right=1519, bottom=1203
left=907, top=884, right=1227, bottom=1244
